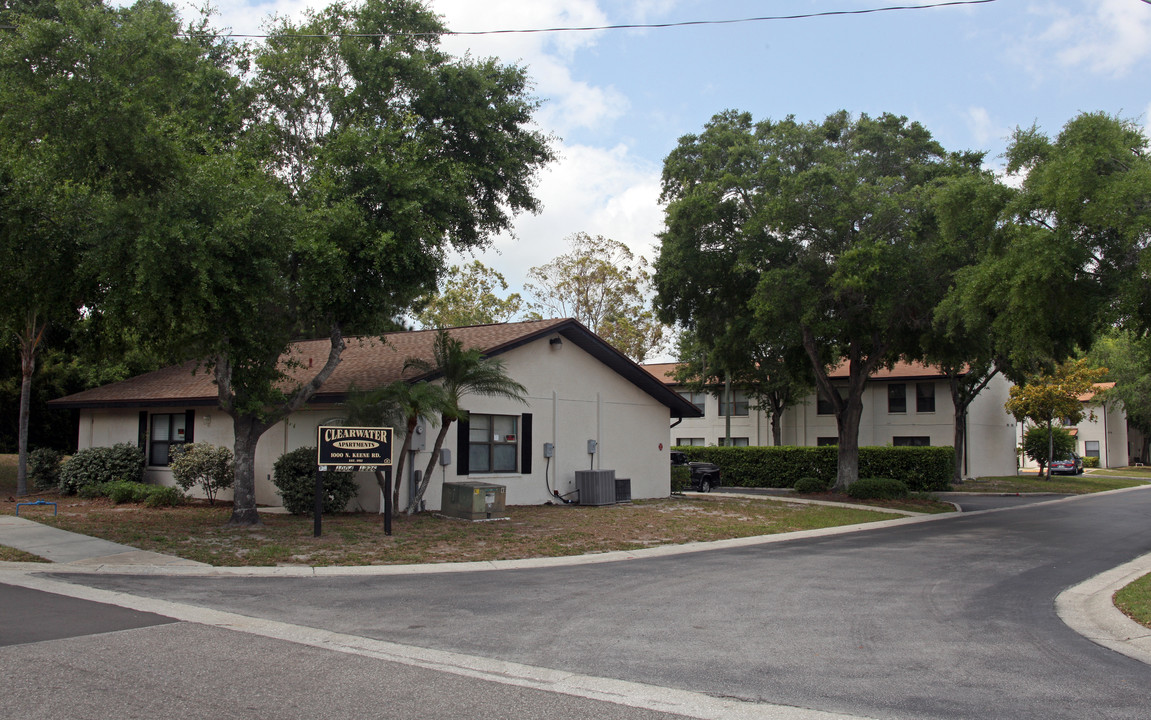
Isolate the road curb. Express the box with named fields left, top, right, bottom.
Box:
left=1056, top=551, right=1151, bottom=666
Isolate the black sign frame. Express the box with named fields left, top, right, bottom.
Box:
left=317, top=425, right=393, bottom=469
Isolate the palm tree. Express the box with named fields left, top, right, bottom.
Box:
left=405, top=329, right=527, bottom=514
left=342, top=380, right=449, bottom=514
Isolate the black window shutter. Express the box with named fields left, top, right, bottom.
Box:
left=184, top=409, right=196, bottom=444
left=521, top=413, right=533, bottom=474
left=138, top=411, right=148, bottom=450
left=456, top=419, right=470, bottom=475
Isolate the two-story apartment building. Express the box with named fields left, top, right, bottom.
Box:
left=645, top=361, right=1130, bottom=478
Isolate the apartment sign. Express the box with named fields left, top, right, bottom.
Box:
left=317, top=426, right=393, bottom=471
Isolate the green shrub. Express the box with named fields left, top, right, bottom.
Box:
left=1022, top=426, right=1076, bottom=472
left=58, top=443, right=146, bottom=495
left=272, top=446, right=357, bottom=515
left=672, top=445, right=952, bottom=492
left=1083, top=455, right=1100, bottom=468
left=670, top=465, right=690, bottom=494
left=105, top=480, right=151, bottom=504
left=28, top=448, right=64, bottom=490
left=77, top=482, right=108, bottom=499
left=169, top=443, right=234, bottom=504
left=793, top=476, right=830, bottom=494
left=144, top=485, right=187, bottom=507
left=846, top=477, right=909, bottom=500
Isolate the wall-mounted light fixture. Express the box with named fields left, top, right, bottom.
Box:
left=549, top=336, right=563, bottom=349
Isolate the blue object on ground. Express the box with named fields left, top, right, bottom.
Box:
left=16, top=499, right=57, bottom=516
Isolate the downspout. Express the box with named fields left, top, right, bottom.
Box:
left=1103, top=402, right=1109, bottom=468
left=724, top=370, right=732, bottom=447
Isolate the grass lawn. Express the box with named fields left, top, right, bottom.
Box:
left=955, top=471, right=1151, bottom=494
left=1115, top=573, right=1151, bottom=629
left=0, top=492, right=909, bottom=566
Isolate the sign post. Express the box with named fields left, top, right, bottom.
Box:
left=316, top=425, right=394, bottom=537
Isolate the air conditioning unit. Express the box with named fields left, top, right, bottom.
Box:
left=575, top=469, right=616, bottom=505
left=440, top=481, right=507, bottom=520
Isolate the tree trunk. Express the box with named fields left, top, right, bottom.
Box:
left=375, top=417, right=416, bottom=516
left=15, top=314, right=45, bottom=497
left=16, top=369, right=32, bottom=497
left=227, top=414, right=265, bottom=526
left=1045, top=420, right=1054, bottom=480
left=409, top=414, right=451, bottom=515
left=952, top=406, right=967, bottom=485
left=833, top=398, right=864, bottom=492
left=770, top=403, right=783, bottom=447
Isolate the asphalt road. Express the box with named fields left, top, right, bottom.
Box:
left=5, top=488, right=1151, bottom=719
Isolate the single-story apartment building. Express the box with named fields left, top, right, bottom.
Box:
left=51, top=319, right=700, bottom=511
left=643, top=361, right=1130, bottom=477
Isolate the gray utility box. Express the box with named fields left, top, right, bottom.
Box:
left=575, top=469, right=616, bottom=506
left=440, top=481, right=508, bottom=521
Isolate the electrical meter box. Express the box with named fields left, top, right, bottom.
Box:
left=440, top=481, right=508, bottom=521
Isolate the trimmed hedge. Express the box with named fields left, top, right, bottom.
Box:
left=59, top=443, right=146, bottom=495
left=672, top=445, right=953, bottom=492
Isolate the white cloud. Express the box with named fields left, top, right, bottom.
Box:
left=963, top=106, right=1003, bottom=147
left=1031, top=0, right=1151, bottom=76
left=188, top=2, right=666, bottom=304
left=463, top=141, right=664, bottom=291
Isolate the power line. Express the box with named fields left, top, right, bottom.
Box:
left=199, top=1, right=1002, bottom=39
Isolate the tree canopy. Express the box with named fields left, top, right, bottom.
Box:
left=657, top=110, right=984, bottom=489
left=1004, top=359, right=1107, bottom=478
left=415, top=261, right=524, bottom=329
left=945, top=113, right=1151, bottom=371
left=526, top=232, right=665, bottom=362
left=3, top=0, right=552, bottom=524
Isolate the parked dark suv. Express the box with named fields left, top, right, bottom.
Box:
left=670, top=451, right=721, bottom=492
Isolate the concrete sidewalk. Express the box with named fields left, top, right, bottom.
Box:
left=0, top=514, right=207, bottom=567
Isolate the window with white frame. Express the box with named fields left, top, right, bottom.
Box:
left=718, top=437, right=749, bottom=447
left=468, top=414, right=518, bottom=473
left=149, top=413, right=188, bottom=466
left=1084, top=440, right=1100, bottom=459
left=719, top=389, right=749, bottom=417
left=677, top=390, right=706, bottom=416
left=893, top=436, right=931, bottom=447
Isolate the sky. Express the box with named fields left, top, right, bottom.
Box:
left=179, top=0, right=1150, bottom=346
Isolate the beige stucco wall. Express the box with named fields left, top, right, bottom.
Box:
left=76, top=333, right=675, bottom=511
left=667, top=373, right=1020, bottom=478
left=1016, top=399, right=1130, bottom=471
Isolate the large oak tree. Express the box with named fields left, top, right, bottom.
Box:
left=657, top=110, right=984, bottom=490
left=5, top=0, right=552, bottom=525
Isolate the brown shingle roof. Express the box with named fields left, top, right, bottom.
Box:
left=643, top=359, right=958, bottom=386
left=51, top=319, right=702, bottom=417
